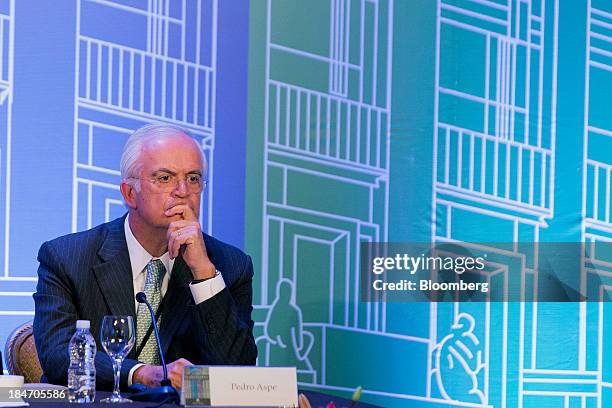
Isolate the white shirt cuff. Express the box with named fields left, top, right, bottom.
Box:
left=189, top=271, right=226, bottom=304
left=128, top=363, right=145, bottom=386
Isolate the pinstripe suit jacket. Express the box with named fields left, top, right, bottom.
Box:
left=33, top=215, right=257, bottom=390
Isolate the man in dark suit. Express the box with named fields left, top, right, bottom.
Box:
left=33, top=124, right=257, bottom=390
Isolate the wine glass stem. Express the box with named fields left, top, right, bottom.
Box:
left=112, top=358, right=123, bottom=398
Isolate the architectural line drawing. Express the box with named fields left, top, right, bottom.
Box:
left=72, top=0, right=218, bottom=235
left=255, top=0, right=407, bottom=403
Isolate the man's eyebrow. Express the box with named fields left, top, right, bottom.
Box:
left=153, top=168, right=176, bottom=175
left=152, top=168, right=202, bottom=175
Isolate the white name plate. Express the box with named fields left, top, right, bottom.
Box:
left=181, top=365, right=298, bottom=407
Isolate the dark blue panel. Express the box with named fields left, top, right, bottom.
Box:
left=212, top=0, right=248, bottom=249
left=10, top=0, right=76, bottom=276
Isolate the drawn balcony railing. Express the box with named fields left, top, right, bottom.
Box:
left=78, top=36, right=214, bottom=131
left=436, top=123, right=552, bottom=213
left=585, top=160, right=612, bottom=225
left=0, top=14, right=10, bottom=85
left=589, top=7, right=612, bottom=69
left=267, top=80, right=389, bottom=171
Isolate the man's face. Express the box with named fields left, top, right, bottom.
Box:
left=129, top=134, right=204, bottom=230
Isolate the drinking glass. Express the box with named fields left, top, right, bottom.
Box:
left=100, top=315, right=135, bottom=403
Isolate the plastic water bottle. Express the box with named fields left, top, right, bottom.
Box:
left=68, top=320, right=96, bottom=403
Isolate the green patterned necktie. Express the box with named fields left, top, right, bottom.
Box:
left=136, top=259, right=166, bottom=364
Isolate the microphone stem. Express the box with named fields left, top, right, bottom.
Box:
left=144, top=301, right=168, bottom=381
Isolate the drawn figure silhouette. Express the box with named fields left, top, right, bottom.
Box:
left=262, top=279, right=314, bottom=371
left=432, top=313, right=485, bottom=404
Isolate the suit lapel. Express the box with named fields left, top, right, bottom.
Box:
left=92, top=217, right=136, bottom=318
left=159, top=255, right=193, bottom=355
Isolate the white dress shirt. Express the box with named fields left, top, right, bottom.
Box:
left=124, top=216, right=226, bottom=384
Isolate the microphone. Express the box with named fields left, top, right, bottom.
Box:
left=135, top=292, right=169, bottom=381
left=131, top=292, right=179, bottom=403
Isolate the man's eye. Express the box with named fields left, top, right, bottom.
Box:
left=187, top=175, right=202, bottom=184
left=157, top=175, right=172, bottom=183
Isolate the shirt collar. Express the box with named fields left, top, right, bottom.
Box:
left=124, top=215, right=174, bottom=280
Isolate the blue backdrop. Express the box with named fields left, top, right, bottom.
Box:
left=0, top=0, right=249, bottom=376
left=2, top=0, right=611, bottom=407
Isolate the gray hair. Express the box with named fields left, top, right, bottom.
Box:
left=120, top=123, right=206, bottom=191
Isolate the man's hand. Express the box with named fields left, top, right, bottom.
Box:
left=132, top=364, right=163, bottom=388
left=133, top=358, right=193, bottom=390
left=165, top=204, right=216, bottom=280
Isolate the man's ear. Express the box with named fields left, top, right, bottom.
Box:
left=120, top=182, right=138, bottom=209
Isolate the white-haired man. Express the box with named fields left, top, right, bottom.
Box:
left=33, top=124, right=257, bottom=390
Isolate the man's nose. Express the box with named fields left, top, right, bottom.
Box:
left=172, top=179, right=189, bottom=196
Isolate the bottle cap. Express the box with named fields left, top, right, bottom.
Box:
left=76, top=320, right=90, bottom=329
